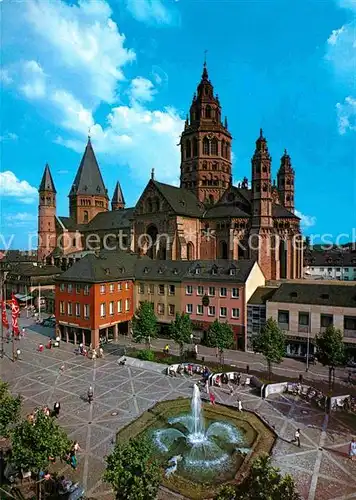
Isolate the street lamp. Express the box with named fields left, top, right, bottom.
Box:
left=306, top=321, right=310, bottom=372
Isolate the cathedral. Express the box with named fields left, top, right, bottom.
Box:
left=38, top=63, right=303, bottom=280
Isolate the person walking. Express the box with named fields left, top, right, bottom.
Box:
left=293, top=429, right=301, bottom=447
left=348, top=372, right=352, bottom=386
left=209, top=393, right=216, bottom=406
left=88, top=386, right=94, bottom=404
left=53, top=401, right=61, bottom=417
left=237, top=373, right=241, bottom=386
left=349, top=438, right=356, bottom=460
left=237, top=400, right=243, bottom=412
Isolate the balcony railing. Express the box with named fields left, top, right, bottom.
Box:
left=344, top=329, right=356, bottom=339
left=278, top=322, right=289, bottom=331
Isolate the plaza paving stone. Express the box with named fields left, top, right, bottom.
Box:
left=1, top=328, right=356, bottom=499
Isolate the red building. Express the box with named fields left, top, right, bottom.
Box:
left=55, top=251, right=143, bottom=347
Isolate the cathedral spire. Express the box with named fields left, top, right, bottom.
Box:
left=39, top=164, right=56, bottom=193
left=111, top=181, right=125, bottom=210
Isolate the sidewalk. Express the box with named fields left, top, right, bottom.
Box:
left=116, top=334, right=351, bottom=387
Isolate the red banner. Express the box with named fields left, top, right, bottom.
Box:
left=1, top=300, right=9, bottom=329
left=11, top=294, right=20, bottom=336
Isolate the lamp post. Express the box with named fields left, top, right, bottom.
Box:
left=306, top=322, right=310, bottom=372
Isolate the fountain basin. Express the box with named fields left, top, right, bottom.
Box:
left=115, top=397, right=276, bottom=499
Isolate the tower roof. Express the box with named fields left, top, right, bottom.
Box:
left=279, top=149, right=294, bottom=173
left=69, top=138, right=108, bottom=198
left=112, top=181, right=125, bottom=206
left=39, top=164, right=56, bottom=193
left=253, top=129, right=270, bottom=158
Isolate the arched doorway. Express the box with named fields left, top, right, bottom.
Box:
left=147, top=224, right=158, bottom=259
left=187, top=242, right=195, bottom=261
left=220, top=241, right=228, bottom=259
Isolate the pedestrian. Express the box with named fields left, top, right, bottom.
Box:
left=72, top=441, right=81, bottom=454
left=228, top=383, right=234, bottom=395
left=348, top=373, right=352, bottom=386
left=15, top=348, right=21, bottom=360
left=293, top=429, right=301, bottom=447
left=349, top=438, right=356, bottom=460
left=38, top=343, right=44, bottom=352
left=237, top=400, right=242, bottom=412
left=205, top=379, right=210, bottom=394
left=99, top=347, right=104, bottom=358
left=246, top=364, right=250, bottom=374
left=21, top=327, right=26, bottom=338
left=88, top=386, right=94, bottom=403
left=194, top=343, right=198, bottom=359
left=237, top=373, right=241, bottom=386
left=209, top=393, right=216, bottom=405
left=53, top=401, right=61, bottom=417
left=79, top=343, right=84, bottom=354
left=69, top=451, right=77, bottom=470
left=299, top=374, right=303, bottom=384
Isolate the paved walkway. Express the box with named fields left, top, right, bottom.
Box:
left=1, top=322, right=356, bottom=500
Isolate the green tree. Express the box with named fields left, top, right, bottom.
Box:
left=206, top=319, right=234, bottom=365
left=315, top=325, right=345, bottom=393
left=215, top=455, right=301, bottom=500
left=253, top=317, right=286, bottom=380
left=132, top=301, right=157, bottom=348
left=11, top=410, right=71, bottom=474
left=169, top=312, right=193, bottom=358
left=0, top=380, right=21, bottom=437
left=104, top=435, right=161, bottom=500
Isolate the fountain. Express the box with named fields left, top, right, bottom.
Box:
left=153, top=384, right=250, bottom=481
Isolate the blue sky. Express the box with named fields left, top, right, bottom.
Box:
left=1, top=0, right=355, bottom=249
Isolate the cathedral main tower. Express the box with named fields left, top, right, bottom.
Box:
left=180, top=63, right=232, bottom=204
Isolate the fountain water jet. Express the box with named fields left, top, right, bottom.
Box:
left=153, top=384, right=250, bottom=480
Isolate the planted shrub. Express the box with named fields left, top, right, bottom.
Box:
left=137, top=349, right=155, bottom=361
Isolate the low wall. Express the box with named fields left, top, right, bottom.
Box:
left=119, top=356, right=166, bottom=374
left=330, top=394, right=350, bottom=409
left=263, top=382, right=288, bottom=398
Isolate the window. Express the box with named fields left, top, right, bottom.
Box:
left=208, top=305, right=215, bottom=316
left=208, top=286, right=215, bottom=296
left=125, top=282, right=129, bottom=290
left=298, top=312, right=309, bottom=326
left=186, top=304, right=193, bottom=314
left=321, top=314, right=333, bottom=328
left=169, top=285, right=175, bottom=296
left=60, top=283, right=65, bottom=292
left=117, top=283, right=122, bottom=292
left=100, top=303, right=106, bottom=317
left=109, top=284, right=114, bottom=293
left=278, top=310, right=289, bottom=326
left=345, top=268, right=349, bottom=272
left=117, top=300, right=122, bottom=313
left=232, top=308, right=240, bottom=319
left=148, top=284, right=154, bottom=294
left=84, top=304, right=90, bottom=319
left=125, top=298, right=130, bottom=311
left=203, top=137, right=210, bottom=155
left=336, top=268, right=341, bottom=272
left=169, top=304, right=175, bottom=316
left=109, top=301, right=114, bottom=315
left=157, top=303, right=165, bottom=315
left=320, top=268, right=324, bottom=272
left=84, top=285, right=89, bottom=295
left=231, top=288, right=239, bottom=299
left=344, top=316, right=356, bottom=331
left=158, top=284, right=165, bottom=295
left=83, top=210, right=88, bottom=223
left=197, top=286, right=204, bottom=296
left=211, top=138, right=218, bottom=155
left=186, top=285, right=193, bottom=295
left=138, top=283, right=145, bottom=294
left=100, top=285, right=105, bottom=294
left=195, top=267, right=201, bottom=275
left=67, top=302, right=72, bottom=316
left=67, top=284, right=73, bottom=293
left=220, top=287, right=227, bottom=297
left=197, top=304, right=203, bottom=315
left=75, top=303, right=80, bottom=317
left=59, top=301, right=64, bottom=315
left=220, top=307, right=227, bottom=318
left=230, top=268, right=236, bottom=276
left=76, top=284, right=81, bottom=294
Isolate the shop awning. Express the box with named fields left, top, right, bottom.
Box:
left=14, top=294, right=33, bottom=301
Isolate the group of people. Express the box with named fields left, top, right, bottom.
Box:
left=27, top=401, right=61, bottom=424
left=77, top=343, right=104, bottom=360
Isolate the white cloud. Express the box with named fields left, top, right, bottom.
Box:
left=126, top=0, right=176, bottom=25
left=25, top=0, right=135, bottom=103
left=5, top=212, right=37, bottom=226
left=0, top=171, right=38, bottom=203
left=336, top=96, right=356, bottom=134
left=295, top=210, right=317, bottom=228
left=0, top=68, right=13, bottom=85
left=129, top=77, right=156, bottom=103
left=0, top=132, right=18, bottom=142
left=20, top=60, right=47, bottom=99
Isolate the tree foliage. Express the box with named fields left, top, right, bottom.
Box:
left=104, top=435, right=161, bottom=500
left=0, top=380, right=21, bottom=437
left=315, top=325, right=345, bottom=392
left=11, top=409, right=71, bottom=473
left=252, top=318, right=286, bottom=379
left=132, top=301, right=157, bottom=347
left=169, top=312, right=193, bottom=357
left=206, top=320, right=234, bottom=364
left=215, top=455, right=301, bottom=500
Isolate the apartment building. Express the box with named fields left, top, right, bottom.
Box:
left=247, top=281, right=356, bottom=358
left=55, top=251, right=144, bottom=347
left=304, top=249, right=356, bottom=281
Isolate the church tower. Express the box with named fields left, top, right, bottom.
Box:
left=69, top=138, right=108, bottom=224
left=38, top=164, right=57, bottom=262
left=180, top=62, right=232, bottom=204
left=111, top=181, right=125, bottom=210
left=251, top=130, right=273, bottom=228
left=277, top=149, right=295, bottom=212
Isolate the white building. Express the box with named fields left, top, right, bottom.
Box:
left=304, top=249, right=356, bottom=281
